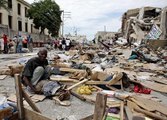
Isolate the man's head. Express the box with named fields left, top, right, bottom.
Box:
left=37, top=48, right=47, bottom=61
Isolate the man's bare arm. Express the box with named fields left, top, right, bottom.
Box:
left=22, top=76, right=38, bottom=93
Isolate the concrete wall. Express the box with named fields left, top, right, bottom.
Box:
left=0, top=25, right=48, bottom=42
left=95, top=31, right=116, bottom=43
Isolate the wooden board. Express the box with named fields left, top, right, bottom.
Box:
left=127, top=100, right=167, bottom=120
left=125, top=106, right=133, bottom=120
left=140, top=80, right=167, bottom=93
left=93, top=92, right=107, bottom=120
left=24, top=108, right=51, bottom=120
left=59, top=68, right=85, bottom=73
left=50, top=76, right=110, bottom=85
left=152, top=78, right=167, bottom=85
left=0, top=75, right=7, bottom=80
left=14, top=74, right=24, bottom=119
left=131, top=96, right=167, bottom=116
left=31, top=95, right=46, bottom=102
left=22, top=90, right=41, bottom=113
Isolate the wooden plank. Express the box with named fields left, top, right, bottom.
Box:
left=153, top=79, right=167, bottom=85
left=140, top=80, right=167, bottom=93
left=71, top=91, right=87, bottom=102
left=125, top=106, right=133, bottom=120
left=31, top=94, right=46, bottom=102
left=127, top=100, right=167, bottom=120
left=86, top=81, right=109, bottom=85
left=120, top=101, right=124, bottom=120
left=14, top=74, right=24, bottom=120
left=0, top=75, right=7, bottom=80
left=22, top=90, right=41, bottom=113
left=0, top=107, right=12, bottom=120
left=132, top=96, right=167, bottom=116
left=67, top=79, right=89, bottom=90
left=24, top=108, right=51, bottom=120
left=134, top=107, right=167, bottom=120
left=93, top=92, right=107, bottom=120
left=50, top=76, right=78, bottom=82
left=71, top=91, right=95, bottom=103
left=50, top=76, right=110, bottom=85
left=59, top=68, right=85, bottom=73
left=130, top=98, right=154, bottom=111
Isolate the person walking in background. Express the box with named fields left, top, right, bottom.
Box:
left=27, top=35, right=33, bottom=52
left=17, top=35, right=23, bottom=53
left=61, top=38, right=66, bottom=50
left=65, top=38, right=71, bottom=51
left=0, top=35, right=4, bottom=53
left=8, top=39, right=16, bottom=53
left=54, top=39, right=59, bottom=50
left=59, top=38, right=62, bottom=50
left=13, top=36, right=18, bottom=53
left=23, top=36, right=28, bottom=48
left=3, top=34, right=8, bottom=54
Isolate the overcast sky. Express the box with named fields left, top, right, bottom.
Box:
left=25, top=0, right=167, bottom=40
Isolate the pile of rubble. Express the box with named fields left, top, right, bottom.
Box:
left=0, top=5, right=167, bottom=120
left=47, top=41, right=166, bottom=119
left=0, top=38, right=167, bottom=119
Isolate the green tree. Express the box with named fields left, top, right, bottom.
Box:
left=27, top=0, right=62, bottom=36
left=0, top=0, right=8, bottom=10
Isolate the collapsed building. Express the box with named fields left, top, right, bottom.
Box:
left=95, top=6, right=167, bottom=49
left=122, top=6, right=167, bottom=48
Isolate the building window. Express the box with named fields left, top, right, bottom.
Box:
left=8, top=0, right=12, bottom=9
left=18, top=21, right=22, bottom=31
left=25, top=22, right=28, bottom=32
left=25, top=7, right=28, bottom=17
left=0, top=13, right=2, bottom=24
left=8, top=15, right=12, bottom=29
left=18, top=3, right=21, bottom=15
left=31, top=24, right=33, bottom=33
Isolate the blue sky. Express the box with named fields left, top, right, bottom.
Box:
left=26, top=0, right=167, bottom=40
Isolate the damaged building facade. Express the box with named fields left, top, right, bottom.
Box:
left=95, top=6, right=167, bottom=49
left=121, top=6, right=167, bottom=48
left=94, top=31, right=118, bottom=44
left=0, top=0, right=49, bottom=45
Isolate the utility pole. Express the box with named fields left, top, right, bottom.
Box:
left=61, top=11, right=71, bottom=37
left=104, top=25, right=106, bottom=32
left=61, top=10, right=64, bottom=37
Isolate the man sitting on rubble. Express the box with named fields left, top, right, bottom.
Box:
left=22, top=48, right=51, bottom=93
left=21, top=48, right=70, bottom=101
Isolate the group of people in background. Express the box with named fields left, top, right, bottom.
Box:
left=0, top=34, right=33, bottom=54
left=0, top=34, right=76, bottom=54
left=54, top=37, right=72, bottom=51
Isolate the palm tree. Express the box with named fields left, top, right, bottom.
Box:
left=0, top=0, right=8, bottom=11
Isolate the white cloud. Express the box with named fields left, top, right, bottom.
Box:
left=25, top=0, right=167, bottom=40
